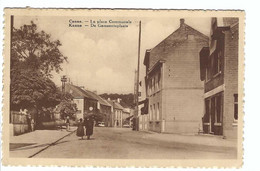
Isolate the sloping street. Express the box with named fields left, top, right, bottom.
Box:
left=24, top=127, right=237, bottom=159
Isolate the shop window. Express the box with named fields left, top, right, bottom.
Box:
left=215, top=94, right=222, bottom=123
left=204, top=100, right=210, bottom=123
left=234, top=94, right=238, bottom=120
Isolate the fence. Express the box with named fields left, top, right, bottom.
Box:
left=11, top=111, right=30, bottom=136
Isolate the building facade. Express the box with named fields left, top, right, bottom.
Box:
left=143, top=19, right=208, bottom=134
left=107, top=99, right=124, bottom=128
left=65, top=84, right=98, bottom=120
left=199, top=17, right=239, bottom=139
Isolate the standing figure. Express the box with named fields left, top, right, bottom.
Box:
left=65, top=116, right=70, bottom=131
left=76, top=118, right=84, bottom=140
left=84, top=116, right=94, bottom=140
left=27, top=114, right=32, bottom=132
left=31, top=118, right=35, bottom=132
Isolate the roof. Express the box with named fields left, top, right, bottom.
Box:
left=106, top=100, right=124, bottom=110
left=114, top=102, right=124, bottom=110
left=212, top=17, right=239, bottom=27
left=145, top=19, right=209, bottom=70
left=87, top=91, right=112, bottom=107
left=65, top=84, right=97, bottom=100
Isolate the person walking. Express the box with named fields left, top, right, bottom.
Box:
left=31, top=118, right=35, bottom=132
left=84, top=116, right=94, bottom=140
left=27, top=114, right=32, bottom=132
left=76, top=118, right=84, bottom=140
left=65, top=116, right=70, bottom=131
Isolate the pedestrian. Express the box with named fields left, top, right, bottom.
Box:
left=76, top=118, right=84, bottom=140
left=27, top=114, right=32, bottom=132
left=84, top=116, right=94, bottom=140
left=31, top=118, right=35, bottom=132
left=65, top=116, right=70, bottom=131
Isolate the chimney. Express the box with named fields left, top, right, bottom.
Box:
left=117, top=98, right=121, bottom=103
left=180, top=18, right=185, bottom=27
left=93, top=90, right=97, bottom=94
left=108, top=98, right=111, bottom=101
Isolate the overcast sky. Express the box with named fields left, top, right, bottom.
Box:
left=14, top=16, right=211, bottom=94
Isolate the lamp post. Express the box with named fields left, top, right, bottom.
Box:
left=61, top=75, right=67, bottom=97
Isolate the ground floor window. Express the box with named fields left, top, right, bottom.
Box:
left=203, top=92, right=223, bottom=135
left=157, top=103, right=160, bottom=120
left=150, top=105, right=152, bottom=121
left=215, top=94, right=223, bottom=123
left=153, top=104, right=156, bottom=121
left=234, top=94, right=238, bottom=120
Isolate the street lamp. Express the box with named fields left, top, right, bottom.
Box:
left=61, top=75, right=67, bottom=96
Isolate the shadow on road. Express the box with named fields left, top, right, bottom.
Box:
left=10, top=140, right=69, bottom=151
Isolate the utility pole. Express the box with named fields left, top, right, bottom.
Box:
left=134, top=21, right=141, bottom=131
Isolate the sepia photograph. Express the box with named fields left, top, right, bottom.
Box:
left=2, top=9, right=244, bottom=167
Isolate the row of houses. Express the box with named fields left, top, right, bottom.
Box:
left=137, top=18, right=239, bottom=139
left=65, top=83, right=132, bottom=127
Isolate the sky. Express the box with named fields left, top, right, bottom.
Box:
left=14, top=16, right=211, bottom=94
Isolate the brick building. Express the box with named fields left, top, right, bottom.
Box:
left=143, top=19, right=208, bottom=133
left=199, top=17, right=239, bottom=139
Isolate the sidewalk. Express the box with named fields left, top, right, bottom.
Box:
left=141, top=130, right=237, bottom=149
left=9, top=127, right=77, bottom=158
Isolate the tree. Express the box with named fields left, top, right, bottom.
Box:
left=58, top=99, right=77, bottom=120
left=11, top=21, right=67, bottom=77
left=10, top=69, right=61, bottom=110
left=10, top=21, right=68, bottom=127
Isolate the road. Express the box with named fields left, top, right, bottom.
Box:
left=33, top=127, right=237, bottom=159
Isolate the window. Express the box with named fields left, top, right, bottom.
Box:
left=215, top=94, right=222, bottom=123
left=217, top=51, right=222, bottom=73
left=150, top=105, right=153, bottom=121
left=157, top=103, right=160, bottom=120
left=152, top=77, right=155, bottom=93
left=212, top=50, right=222, bottom=76
left=148, top=79, right=151, bottom=95
left=153, top=104, right=156, bottom=121
left=234, top=94, right=238, bottom=120
left=155, top=74, right=158, bottom=91
left=155, top=72, right=160, bottom=91
left=204, top=99, right=210, bottom=123
left=150, top=78, right=153, bottom=93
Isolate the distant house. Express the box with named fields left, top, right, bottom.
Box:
left=199, top=18, right=239, bottom=139
left=87, top=91, right=113, bottom=127
left=143, top=19, right=209, bottom=134
left=65, top=84, right=98, bottom=120
left=122, top=108, right=131, bottom=126
left=138, top=77, right=149, bottom=131
left=107, top=99, right=124, bottom=127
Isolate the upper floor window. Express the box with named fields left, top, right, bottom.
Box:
left=157, top=72, right=161, bottom=91
left=213, top=50, right=222, bottom=76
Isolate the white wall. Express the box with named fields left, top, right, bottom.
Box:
left=73, top=98, right=84, bottom=120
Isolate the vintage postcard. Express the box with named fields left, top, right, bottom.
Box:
left=2, top=9, right=244, bottom=167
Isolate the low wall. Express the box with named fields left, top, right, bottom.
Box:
left=11, top=111, right=30, bottom=136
